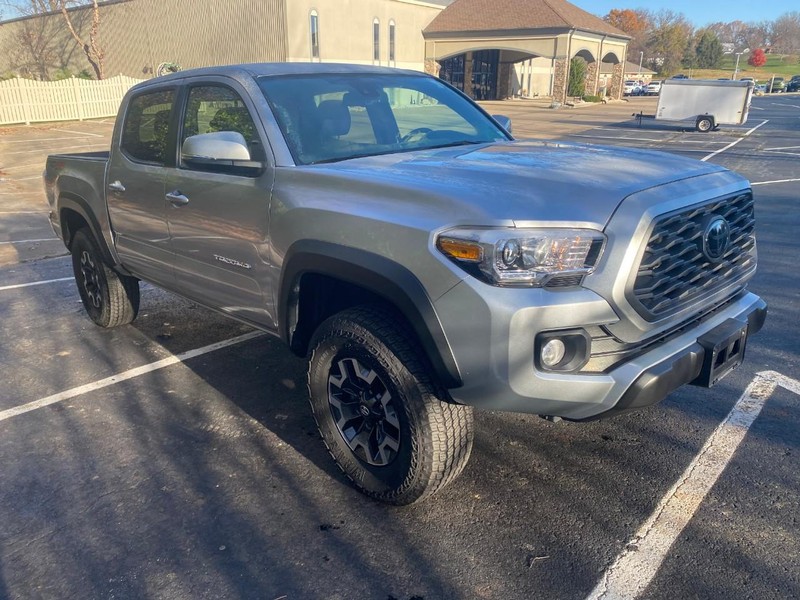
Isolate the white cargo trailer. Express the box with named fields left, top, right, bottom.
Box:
left=635, top=79, right=754, bottom=132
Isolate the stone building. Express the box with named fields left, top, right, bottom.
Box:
left=423, top=0, right=630, bottom=101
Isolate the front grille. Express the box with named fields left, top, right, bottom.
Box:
left=631, top=193, right=756, bottom=319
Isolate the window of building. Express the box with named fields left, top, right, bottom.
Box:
left=121, top=89, right=175, bottom=165
left=438, top=55, right=465, bottom=92
left=310, top=10, right=320, bottom=60
left=373, top=18, right=380, bottom=63
left=389, top=20, right=396, bottom=65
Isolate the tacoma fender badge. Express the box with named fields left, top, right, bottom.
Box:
left=214, top=254, right=252, bottom=269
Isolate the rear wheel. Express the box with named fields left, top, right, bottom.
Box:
left=307, top=306, right=474, bottom=505
left=70, top=228, right=139, bottom=327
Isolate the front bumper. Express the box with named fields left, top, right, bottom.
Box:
left=434, top=280, right=766, bottom=420
left=578, top=297, right=766, bottom=420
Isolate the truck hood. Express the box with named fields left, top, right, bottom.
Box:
left=307, top=140, right=730, bottom=228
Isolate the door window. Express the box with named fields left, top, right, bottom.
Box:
left=181, top=85, right=265, bottom=170
left=120, top=89, right=175, bottom=165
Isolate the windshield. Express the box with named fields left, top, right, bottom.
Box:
left=257, top=73, right=510, bottom=165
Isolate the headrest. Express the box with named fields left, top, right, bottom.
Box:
left=317, top=100, right=351, bottom=137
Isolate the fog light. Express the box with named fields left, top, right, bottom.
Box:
left=541, top=338, right=566, bottom=368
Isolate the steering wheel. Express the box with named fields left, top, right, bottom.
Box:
left=400, top=127, right=433, bottom=144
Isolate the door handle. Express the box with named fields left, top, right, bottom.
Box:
left=108, top=180, right=126, bottom=193
left=166, top=190, right=189, bottom=206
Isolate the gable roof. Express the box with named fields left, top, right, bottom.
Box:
left=424, top=0, right=630, bottom=38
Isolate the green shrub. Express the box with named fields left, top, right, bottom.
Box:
left=582, top=94, right=603, bottom=102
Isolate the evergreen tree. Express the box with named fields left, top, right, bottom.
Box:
left=695, top=30, right=723, bottom=68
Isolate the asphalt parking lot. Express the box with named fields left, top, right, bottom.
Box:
left=1, top=95, right=798, bottom=600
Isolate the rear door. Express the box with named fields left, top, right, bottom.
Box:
left=165, top=80, right=276, bottom=328
left=107, top=86, right=177, bottom=287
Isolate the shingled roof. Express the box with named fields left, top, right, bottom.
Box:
left=423, top=0, right=630, bottom=38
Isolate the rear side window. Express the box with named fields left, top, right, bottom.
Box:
left=121, top=90, right=175, bottom=165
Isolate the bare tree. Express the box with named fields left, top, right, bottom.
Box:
left=737, top=22, right=771, bottom=53
left=769, top=12, right=800, bottom=54
left=58, top=0, right=104, bottom=79
left=1, top=0, right=104, bottom=79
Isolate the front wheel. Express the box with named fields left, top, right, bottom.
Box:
left=70, top=228, right=140, bottom=327
left=307, top=306, right=474, bottom=505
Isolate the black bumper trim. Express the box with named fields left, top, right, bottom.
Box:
left=575, top=298, right=767, bottom=421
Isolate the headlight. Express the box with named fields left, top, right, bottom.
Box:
left=436, top=228, right=605, bottom=287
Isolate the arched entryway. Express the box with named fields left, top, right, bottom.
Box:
left=438, top=49, right=538, bottom=100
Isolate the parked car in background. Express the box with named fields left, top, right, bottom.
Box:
left=623, top=80, right=641, bottom=95
left=671, top=74, right=689, bottom=79
left=768, top=77, right=785, bottom=93
left=646, top=80, right=662, bottom=95
left=739, top=77, right=754, bottom=84
left=754, top=83, right=767, bottom=95
left=786, top=75, right=800, bottom=92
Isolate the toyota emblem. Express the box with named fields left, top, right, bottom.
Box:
left=702, top=216, right=730, bottom=262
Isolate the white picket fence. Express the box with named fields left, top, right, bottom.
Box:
left=0, top=75, right=144, bottom=126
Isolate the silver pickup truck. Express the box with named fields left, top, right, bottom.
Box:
left=45, top=63, right=766, bottom=504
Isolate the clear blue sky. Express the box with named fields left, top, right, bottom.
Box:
left=575, top=1, right=795, bottom=27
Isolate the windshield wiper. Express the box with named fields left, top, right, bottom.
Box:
left=425, top=140, right=488, bottom=150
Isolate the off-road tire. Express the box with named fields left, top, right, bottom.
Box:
left=307, top=306, right=474, bottom=505
left=70, top=228, right=140, bottom=327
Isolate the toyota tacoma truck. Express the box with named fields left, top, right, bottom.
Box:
left=44, top=64, right=766, bottom=504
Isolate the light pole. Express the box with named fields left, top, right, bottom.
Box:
left=732, top=51, right=746, bottom=80
left=638, top=51, right=643, bottom=78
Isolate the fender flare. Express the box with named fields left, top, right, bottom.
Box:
left=279, top=240, right=462, bottom=389
left=57, top=193, right=118, bottom=266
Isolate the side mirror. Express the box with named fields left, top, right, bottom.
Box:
left=181, top=131, right=264, bottom=173
left=492, top=114, right=512, bottom=134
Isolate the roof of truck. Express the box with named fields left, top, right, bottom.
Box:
left=141, top=62, right=424, bottom=85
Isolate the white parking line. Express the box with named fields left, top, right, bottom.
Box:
left=1, top=136, right=94, bottom=144
left=0, top=277, right=73, bottom=292
left=772, top=103, right=800, bottom=109
left=52, top=128, right=105, bottom=138
left=570, top=134, right=663, bottom=142
left=587, top=371, right=799, bottom=600
left=0, top=238, right=59, bottom=245
left=752, top=178, right=800, bottom=186
left=4, top=144, right=101, bottom=156
left=0, top=331, right=264, bottom=422
left=701, top=119, right=769, bottom=162
left=2, top=162, right=47, bottom=171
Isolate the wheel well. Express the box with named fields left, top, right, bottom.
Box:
left=289, top=273, right=387, bottom=356
left=60, top=207, right=90, bottom=249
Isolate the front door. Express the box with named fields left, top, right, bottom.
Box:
left=165, top=82, right=276, bottom=328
